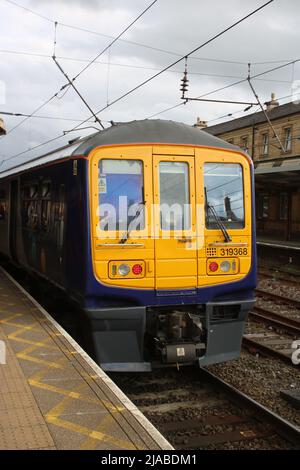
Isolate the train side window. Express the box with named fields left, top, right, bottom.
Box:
left=0, top=189, right=6, bottom=221
left=279, top=193, right=288, bottom=220
left=21, top=183, right=39, bottom=231
left=41, top=181, right=52, bottom=232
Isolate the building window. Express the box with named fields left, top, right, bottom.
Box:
left=284, top=127, right=292, bottom=152
left=279, top=193, right=288, bottom=220
left=262, top=133, right=269, bottom=157
left=258, top=194, right=269, bottom=220
left=241, top=136, right=249, bottom=152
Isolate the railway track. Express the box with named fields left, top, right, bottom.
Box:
left=111, top=367, right=300, bottom=450
left=243, top=330, right=297, bottom=365
left=249, top=306, right=300, bottom=336
left=256, top=288, right=300, bottom=309
left=243, top=283, right=300, bottom=364
left=259, top=270, right=300, bottom=286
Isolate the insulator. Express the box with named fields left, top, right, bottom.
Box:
left=180, top=66, right=189, bottom=98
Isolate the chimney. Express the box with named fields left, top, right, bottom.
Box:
left=265, top=92, right=279, bottom=112
left=0, top=117, right=6, bottom=135
left=194, top=117, right=207, bottom=129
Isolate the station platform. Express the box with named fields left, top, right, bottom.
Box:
left=257, top=238, right=300, bottom=271
left=257, top=238, right=300, bottom=251
left=0, top=267, right=172, bottom=450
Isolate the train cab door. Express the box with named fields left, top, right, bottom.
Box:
left=91, top=147, right=155, bottom=289
left=153, top=153, right=197, bottom=290
left=9, top=179, right=18, bottom=262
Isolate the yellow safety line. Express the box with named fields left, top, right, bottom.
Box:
left=45, top=391, right=135, bottom=450
left=17, top=341, right=65, bottom=369
left=28, top=365, right=125, bottom=412
left=79, top=414, right=115, bottom=450
left=0, top=313, right=23, bottom=323
left=8, top=325, right=58, bottom=350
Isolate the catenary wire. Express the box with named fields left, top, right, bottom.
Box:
left=0, top=1, right=277, bottom=168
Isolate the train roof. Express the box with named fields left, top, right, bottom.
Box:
left=0, top=119, right=239, bottom=178
left=72, top=119, right=237, bottom=155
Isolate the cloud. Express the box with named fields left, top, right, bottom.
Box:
left=1, top=0, right=300, bottom=168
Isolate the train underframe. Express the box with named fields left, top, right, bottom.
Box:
left=85, top=299, right=254, bottom=372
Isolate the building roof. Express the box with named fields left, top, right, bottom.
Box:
left=204, top=101, right=300, bottom=136
left=255, top=156, right=300, bottom=187
left=0, top=119, right=238, bottom=178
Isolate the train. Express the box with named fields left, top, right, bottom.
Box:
left=0, top=119, right=256, bottom=371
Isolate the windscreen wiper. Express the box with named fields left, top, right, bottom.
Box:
left=119, top=200, right=146, bottom=244
left=204, top=188, right=232, bottom=243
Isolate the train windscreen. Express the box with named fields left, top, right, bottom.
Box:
left=204, top=163, right=245, bottom=229
left=98, top=159, right=144, bottom=232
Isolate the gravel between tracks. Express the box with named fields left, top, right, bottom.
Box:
left=207, top=351, right=300, bottom=428
left=258, top=278, right=300, bottom=302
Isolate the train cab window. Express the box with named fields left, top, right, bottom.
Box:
left=204, top=163, right=245, bottom=229
left=98, top=159, right=144, bottom=232
left=158, top=162, right=190, bottom=231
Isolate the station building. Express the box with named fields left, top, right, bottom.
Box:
left=203, top=94, right=300, bottom=244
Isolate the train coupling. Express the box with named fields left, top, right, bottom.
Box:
left=161, top=341, right=206, bottom=364
left=151, top=310, right=206, bottom=364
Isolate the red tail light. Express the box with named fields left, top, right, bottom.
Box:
left=209, top=262, right=219, bottom=272
left=132, top=264, right=143, bottom=275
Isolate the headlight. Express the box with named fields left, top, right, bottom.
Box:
left=220, top=261, right=231, bottom=272
left=118, top=264, right=130, bottom=276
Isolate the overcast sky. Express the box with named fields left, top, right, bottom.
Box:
left=1, top=0, right=300, bottom=170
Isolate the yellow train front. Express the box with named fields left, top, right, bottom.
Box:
left=0, top=119, right=256, bottom=372
left=85, top=120, right=256, bottom=371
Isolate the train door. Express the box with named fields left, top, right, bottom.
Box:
left=9, top=179, right=18, bottom=262
left=153, top=154, right=197, bottom=289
